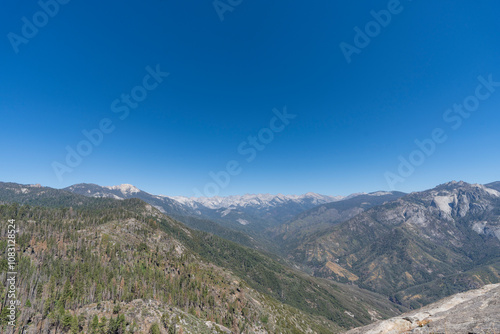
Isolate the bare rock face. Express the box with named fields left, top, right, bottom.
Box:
left=288, top=181, right=500, bottom=306
left=345, top=283, right=500, bottom=334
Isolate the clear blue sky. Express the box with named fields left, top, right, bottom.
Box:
left=1, top=0, right=499, bottom=196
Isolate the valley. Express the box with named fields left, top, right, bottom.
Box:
left=1, top=180, right=499, bottom=333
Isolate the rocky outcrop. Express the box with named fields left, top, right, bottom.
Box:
left=289, top=181, right=500, bottom=305
left=346, top=283, right=500, bottom=334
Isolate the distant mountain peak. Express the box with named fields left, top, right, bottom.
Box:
left=166, top=192, right=342, bottom=210
left=448, top=180, right=466, bottom=185
left=105, top=184, right=141, bottom=195
left=432, top=180, right=500, bottom=197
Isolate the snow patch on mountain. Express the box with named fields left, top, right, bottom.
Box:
left=105, top=184, right=140, bottom=195
left=167, top=193, right=341, bottom=210
left=221, top=208, right=234, bottom=217
left=237, top=218, right=249, bottom=225
left=91, top=192, right=124, bottom=200
left=369, top=191, right=393, bottom=196
left=153, top=205, right=166, bottom=213
left=342, top=191, right=394, bottom=199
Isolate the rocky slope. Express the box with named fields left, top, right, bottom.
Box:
left=271, top=191, right=406, bottom=249
left=345, top=283, right=500, bottom=334
left=289, top=181, right=500, bottom=307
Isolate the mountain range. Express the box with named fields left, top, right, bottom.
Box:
left=64, top=184, right=351, bottom=253
left=1, top=180, right=499, bottom=332
left=65, top=184, right=341, bottom=230
left=288, top=181, right=500, bottom=307
left=270, top=191, right=407, bottom=251
left=62, top=181, right=500, bottom=307
left=0, top=181, right=406, bottom=333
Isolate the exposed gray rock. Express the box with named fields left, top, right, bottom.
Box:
left=345, top=283, right=500, bottom=334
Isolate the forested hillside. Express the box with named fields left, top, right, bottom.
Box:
left=0, top=201, right=339, bottom=333
left=0, top=184, right=405, bottom=333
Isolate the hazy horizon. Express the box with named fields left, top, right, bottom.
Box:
left=2, top=178, right=498, bottom=199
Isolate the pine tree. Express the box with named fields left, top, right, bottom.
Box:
left=70, top=315, right=80, bottom=334
left=98, top=316, right=107, bottom=334
left=150, top=323, right=161, bottom=334
left=90, top=315, right=99, bottom=334
left=61, top=313, right=73, bottom=331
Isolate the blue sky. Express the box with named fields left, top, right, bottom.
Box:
left=1, top=0, right=499, bottom=197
